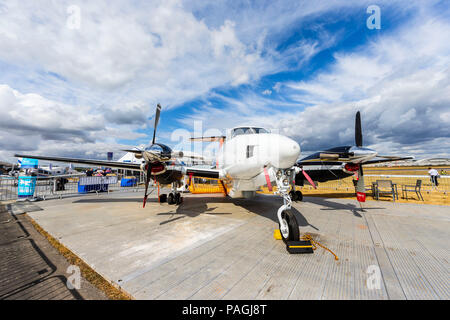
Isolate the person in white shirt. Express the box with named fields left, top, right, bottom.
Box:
left=428, top=167, right=439, bottom=187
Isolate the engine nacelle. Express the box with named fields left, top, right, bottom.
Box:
left=171, top=151, right=184, bottom=159
left=140, top=162, right=167, bottom=176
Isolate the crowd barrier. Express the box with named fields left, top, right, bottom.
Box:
left=0, top=174, right=145, bottom=201
left=1, top=173, right=448, bottom=202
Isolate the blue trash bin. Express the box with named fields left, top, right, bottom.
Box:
left=18, top=176, right=37, bottom=198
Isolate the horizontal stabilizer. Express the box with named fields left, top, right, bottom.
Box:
left=190, top=136, right=226, bottom=142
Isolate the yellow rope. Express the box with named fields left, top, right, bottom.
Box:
left=301, top=234, right=339, bottom=261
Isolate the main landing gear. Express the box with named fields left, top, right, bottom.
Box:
left=289, top=190, right=303, bottom=202
left=274, top=168, right=300, bottom=242
left=159, top=182, right=183, bottom=205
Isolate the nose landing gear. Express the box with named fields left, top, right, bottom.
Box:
left=279, top=209, right=299, bottom=241
left=274, top=168, right=300, bottom=242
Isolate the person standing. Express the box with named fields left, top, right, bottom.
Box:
left=428, top=167, right=439, bottom=188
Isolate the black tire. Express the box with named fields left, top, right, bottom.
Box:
left=159, top=194, right=167, bottom=203
left=175, top=193, right=182, bottom=205
left=168, top=193, right=175, bottom=205
left=278, top=209, right=300, bottom=242
left=295, top=190, right=303, bottom=202
left=289, top=190, right=298, bottom=202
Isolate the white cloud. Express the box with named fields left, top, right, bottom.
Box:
left=178, top=13, right=450, bottom=159
left=282, top=18, right=450, bottom=157
left=0, top=84, right=147, bottom=162
left=0, top=0, right=448, bottom=161
left=0, top=0, right=279, bottom=108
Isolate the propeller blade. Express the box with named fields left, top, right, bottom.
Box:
left=152, top=104, right=161, bottom=145
left=356, top=165, right=366, bottom=202
left=122, top=149, right=143, bottom=154
left=302, top=170, right=317, bottom=189
left=143, top=164, right=152, bottom=208
left=355, top=111, right=363, bottom=147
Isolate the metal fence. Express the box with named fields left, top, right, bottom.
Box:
left=1, top=173, right=448, bottom=202
left=302, top=175, right=450, bottom=193
left=0, top=173, right=146, bottom=201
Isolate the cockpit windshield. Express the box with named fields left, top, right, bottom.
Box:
left=231, top=127, right=269, bottom=138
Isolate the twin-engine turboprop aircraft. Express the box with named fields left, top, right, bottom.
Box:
left=15, top=106, right=412, bottom=242
left=15, top=104, right=315, bottom=242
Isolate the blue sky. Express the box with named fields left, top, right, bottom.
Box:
left=0, top=0, right=449, bottom=161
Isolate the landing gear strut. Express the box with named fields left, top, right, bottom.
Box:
left=274, top=168, right=300, bottom=242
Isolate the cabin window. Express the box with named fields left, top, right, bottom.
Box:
left=253, top=128, right=269, bottom=134
left=246, top=145, right=254, bottom=158
left=232, top=127, right=269, bottom=138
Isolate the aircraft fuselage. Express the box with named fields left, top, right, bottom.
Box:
left=216, top=128, right=301, bottom=198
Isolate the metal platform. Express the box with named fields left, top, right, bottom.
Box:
left=23, top=191, right=450, bottom=300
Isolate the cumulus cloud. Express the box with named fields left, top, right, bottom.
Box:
left=0, top=84, right=147, bottom=161
left=0, top=0, right=278, bottom=109
left=0, top=85, right=104, bottom=144
left=282, top=18, right=450, bottom=154
left=0, top=0, right=448, bottom=162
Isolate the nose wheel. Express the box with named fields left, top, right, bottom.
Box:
left=274, top=168, right=300, bottom=242
left=279, top=209, right=299, bottom=242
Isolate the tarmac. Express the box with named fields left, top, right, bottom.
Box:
left=11, top=190, right=450, bottom=300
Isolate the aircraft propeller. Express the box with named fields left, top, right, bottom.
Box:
left=354, top=111, right=366, bottom=203
left=312, top=111, right=369, bottom=202
left=122, top=104, right=178, bottom=207
left=143, top=104, right=162, bottom=207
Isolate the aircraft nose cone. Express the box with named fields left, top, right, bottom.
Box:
left=277, top=136, right=301, bottom=169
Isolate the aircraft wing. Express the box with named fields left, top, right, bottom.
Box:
left=14, top=154, right=141, bottom=170
left=360, top=156, right=414, bottom=165
left=298, top=156, right=414, bottom=166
